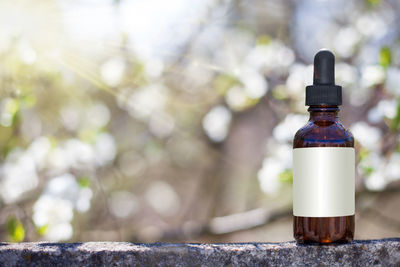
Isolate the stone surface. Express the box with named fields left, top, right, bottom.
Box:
left=0, top=238, right=399, bottom=266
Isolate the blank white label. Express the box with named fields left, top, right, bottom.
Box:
left=293, top=147, right=355, bottom=217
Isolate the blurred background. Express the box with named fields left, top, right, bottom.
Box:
left=0, top=0, right=400, bottom=243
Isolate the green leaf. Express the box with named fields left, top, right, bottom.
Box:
left=1, top=98, right=20, bottom=127
left=363, top=166, right=375, bottom=176
left=37, top=225, right=49, bottom=236
left=379, top=46, right=392, bottom=69
left=7, top=217, right=25, bottom=242
left=278, top=169, right=293, bottom=184
left=272, top=85, right=289, bottom=100
left=78, top=128, right=98, bottom=143
left=78, top=176, right=91, bottom=188
left=21, top=95, right=36, bottom=108
left=365, top=0, right=381, bottom=7
left=390, top=98, right=400, bottom=131
left=256, top=35, right=271, bottom=46
left=358, top=147, right=370, bottom=161
left=213, top=74, right=239, bottom=95
left=5, top=98, right=19, bottom=115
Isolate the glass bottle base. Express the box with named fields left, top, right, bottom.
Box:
left=293, top=215, right=354, bottom=244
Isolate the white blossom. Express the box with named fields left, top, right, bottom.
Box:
left=336, top=63, right=358, bottom=87
left=64, top=139, right=95, bottom=170
left=245, top=41, right=294, bottom=74
left=86, top=103, right=111, bottom=129
left=238, top=67, right=268, bottom=99
left=33, top=195, right=74, bottom=227
left=17, top=40, right=37, bottom=65
left=273, top=114, right=308, bottom=143
left=384, top=152, right=400, bottom=182
left=0, top=150, right=39, bottom=203
left=202, top=105, right=232, bottom=142
left=365, top=169, right=386, bottom=191
left=386, top=67, right=400, bottom=95
left=126, top=84, right=167, bottom=119
left=257, top=141, right=292, bottom=196
left=149, top=112, right=175, bottom=139
left=32, top=173, right=93, bottom=241
left=286, top=64, right=312, bottom=96
left=100, top=57, right=125, bottom=87
left=109, top=191, right=139, bottom=218
left=145, top=181, right=180, bottom=216
left=333, top=27, right=361, bottom=58
left=360, top=65, right=385, bottom=88
left=367, top=99, right=397, bottom=123
left=351, top=122, right=382, bottom=151
left=93, top=133, right=116, bottom=166
left=26, top=136, right=51, bottom=170
left=225, top=86, right=248, bottom=111
left=356, top=13, right=388, bottom=38
left=257, top=158, right=285, bottom=196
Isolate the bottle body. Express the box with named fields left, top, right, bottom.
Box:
left=293, top=105, right=354, bottom=243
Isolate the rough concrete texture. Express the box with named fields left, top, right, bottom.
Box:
left=0, top=238, right=399, bottom=266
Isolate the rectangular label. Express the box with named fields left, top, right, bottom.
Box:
left=293, top=147, right=355, bottom=217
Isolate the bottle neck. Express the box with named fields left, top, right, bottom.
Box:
left=308, top=105, right=339, bottom=122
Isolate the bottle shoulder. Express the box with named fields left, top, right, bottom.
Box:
left=293, top=120, right=354, bottom=148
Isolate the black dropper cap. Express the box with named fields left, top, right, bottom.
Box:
left=305, top=49, right=342, bottom=106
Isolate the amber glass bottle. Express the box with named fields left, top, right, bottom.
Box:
left=292, top=50, right=355, bottom=243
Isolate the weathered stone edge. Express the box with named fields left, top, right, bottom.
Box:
left=0, top=238, right=399, bottom=266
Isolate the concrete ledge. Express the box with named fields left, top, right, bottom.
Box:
left=0, top=238, right=399, bottom=266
